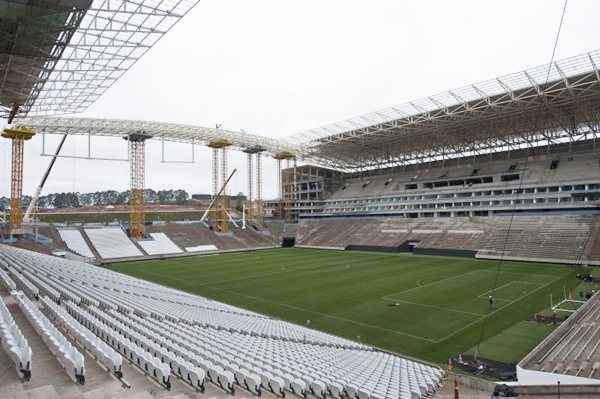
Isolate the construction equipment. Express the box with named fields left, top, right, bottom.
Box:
left=23, top=134, right=68, bottom=223
left=201, top=169, right=237, bottom=232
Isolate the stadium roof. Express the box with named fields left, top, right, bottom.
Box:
left=1, top=0, right=201, bottom=119
left=14, top=49, right=600, bottom=169
left=289, top=49, right=600, bottom=170
left=17, top=116, right=297, bottom=154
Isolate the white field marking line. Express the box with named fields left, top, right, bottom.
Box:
left=381, top=268, right=490, bottom=301
left=435, top=275, right=565, bottom=343
left=204, top=285, right=439, bottom=343
left=383, top=298, right=486, bottom=317
left=477, top=281, right=543, bottom=299
left=381, top=268, right=557, bottom=302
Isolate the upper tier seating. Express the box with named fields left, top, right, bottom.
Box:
left=0, top=296, right=31, bottom=380
left=84, top=227, right=143, bottom=259
left=330, top=146, right=600, bottom=202
left=58, top=229, right=96, bottom=258
left=0, top=244, right=443, bottom=399
left=137, top=233, right=183, bottom=255
left=14, top=292, right=85, bottom=384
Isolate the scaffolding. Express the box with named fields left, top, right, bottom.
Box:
left=2, top=126, right=35, bottom=233
left=247, top=152, right=253, bottom=203
left=211, top=147, right=219, bottom=197
left=127, top=133, right=151, bottom=239
left=208, top=139, right=233, bottom=233
left=273, top=151, right=296, bottom=222
left=243, top=146, right=266, bottom=226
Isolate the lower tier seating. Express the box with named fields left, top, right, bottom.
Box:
left=0, top=244, right=443, bottom=399
left=297, top=214, right=596, bottom=262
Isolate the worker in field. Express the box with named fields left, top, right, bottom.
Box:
left=488, top=295, right=495, bottom=309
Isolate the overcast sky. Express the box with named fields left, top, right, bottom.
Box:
left=1, top=0, right=599, bottom=200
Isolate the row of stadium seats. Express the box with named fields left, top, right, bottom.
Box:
left=58, top=228, right=96, bottom=259
left=0, top=248, right=364, bottom=348
left=329, top=146, right=600, bottom=201
left=0, top=268, right=16, bottom=291
left=67, top=301, right=172, bottom=388
left=84, top=227, right=143, bottom=258
left=14, top=292, right=86, bottom=384
left=0, top=244, right=443, bottom=399
left=42, top=296, right=124, bottom=377
left=0, top=295, right=31, bottom=380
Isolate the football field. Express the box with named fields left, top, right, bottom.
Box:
left=110, top=248, right=577, bottom=364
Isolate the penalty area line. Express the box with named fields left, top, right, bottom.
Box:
left=435, top=275, right=564, bottom=343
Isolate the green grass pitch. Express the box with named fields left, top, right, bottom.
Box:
left=110, top=248, right=578, bottom=365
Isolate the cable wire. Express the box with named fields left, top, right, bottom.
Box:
left=474, top=0, right=569, bottom=361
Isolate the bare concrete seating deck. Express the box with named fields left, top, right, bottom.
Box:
left=297, top=214, right=595, bottom=262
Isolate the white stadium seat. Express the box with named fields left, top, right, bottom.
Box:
left=0, top=297, right=32, bottom=380
left=138, top=233, right=183, bottom=255
left=14, top=292, right=85, bottom=384
left=0, top=244, right=443, bottom=398
left=58, top=229, right=96, bottom=259
left=84, top=227, right=143, bottom=259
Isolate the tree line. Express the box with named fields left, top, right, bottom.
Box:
left=0, top=189, right=190, bottom=211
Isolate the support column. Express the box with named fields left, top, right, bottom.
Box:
left=126, top=133, right=151, bottom=240
left=2, top=126, right=35, bottom=233
left=247, top=152, right=254, bottom=202
left=243, top=146, right=265, bottom=226
left=208, top=139, right=232, bottom=233
left=277, top=159, right=283, bottom=201
left=255, top=151, right=263, bottom=225
left=256, top=152, right=263, bottom=202
left=211, top=148, right=219, bottom=198
left=221, top=147, right=228, bottom=196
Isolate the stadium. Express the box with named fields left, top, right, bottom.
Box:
left=1, top=1, right=600, bottom=398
